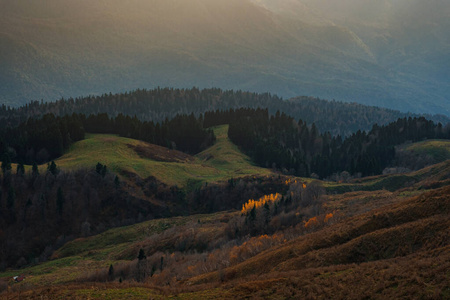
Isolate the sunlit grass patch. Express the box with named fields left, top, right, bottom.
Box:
left=44, top=125, right=273, bottom=188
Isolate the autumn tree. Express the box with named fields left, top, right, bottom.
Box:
left=301, top=181, right=325, bottom=208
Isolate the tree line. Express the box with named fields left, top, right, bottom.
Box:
left=1, top=88, right=448, bottom=137
left=0, top=112, right=214, bottom=165
left=1, top=106, right=447, bottom=178
left=224, top=108, right=450, bottom=178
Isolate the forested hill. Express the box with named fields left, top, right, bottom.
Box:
left=1, top=88, right=448, bottom=136
left=0, top=113, right=215, bottom=165
left=223, top=108, right=450, bottom=178
left=286, top=97, right=450, bottom=136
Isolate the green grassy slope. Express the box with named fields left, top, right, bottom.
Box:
left=51, top=125, right=271, bottom=187
left=400, top=140, right=450, bottom=162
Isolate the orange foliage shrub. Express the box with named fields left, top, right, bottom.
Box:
left=304, top=211, right=335, bottom=229
left=324, top=213, right=334, bottom=223
left=304, top=216, right=319, bottom=228
left=241, top=193, right=282, bottom=214
left=285, top=179, right=299, bottom=185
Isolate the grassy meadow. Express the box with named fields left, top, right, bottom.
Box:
left=49, top=125, right=271, bottom=187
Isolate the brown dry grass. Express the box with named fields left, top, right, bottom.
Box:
left=188, top=186, right=450, bottom=285
left=128, top=143, right=194, bottom=163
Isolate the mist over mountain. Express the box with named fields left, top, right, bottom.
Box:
left=1, top=0, right=449, bottom=115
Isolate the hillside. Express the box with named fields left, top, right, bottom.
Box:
left=2, top=89, right=449, bottom=137
left=1, top=158, right=448, bottom=298
left=52, top=125, right=271, bottom=187
left=394, top=140, right=450, bottom=171
left=0, top=124, right=288, bottom=273
left=1, top=0, right=450, bottom=115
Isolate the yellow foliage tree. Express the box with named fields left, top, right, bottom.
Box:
left=241, top=193, right=282, bottom=214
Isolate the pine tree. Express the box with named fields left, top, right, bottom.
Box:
left=138, top=248, right=146, bottom=260
left=108, top=264, right=114, bottom=281
left=16, top=162, right=25, bottom=176
left=48, top=161, right=58, bottom=175
left=32, top=162, right=39, bottom=176
left=96, top=162, right=103, bottom=174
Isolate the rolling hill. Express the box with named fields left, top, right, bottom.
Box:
left=1, top=0, right=449, bottom=115
left=51, top=125, right=271, bottom=187
left=392, top=140, right=450, bottom=172
left=1, top=156, right=449, bottom=299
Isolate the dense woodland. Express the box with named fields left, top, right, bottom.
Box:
left=0, top=165, right=159, bottom=270
left=0, top=162, right=286, bottom=270
left=224, top=108, right=450, bottom=178
left=1, top=88, right=448, bottom=136
left=0, top=112, right=214, bottom=164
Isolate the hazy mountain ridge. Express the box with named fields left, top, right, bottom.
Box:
left=0, top=0, right=449, bottom=115
left=2, top=88, right=449, bottom=137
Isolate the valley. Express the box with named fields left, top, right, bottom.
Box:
left=1, top=0, right=449, bottom=298
left=0, top=123, right=449, bottom=299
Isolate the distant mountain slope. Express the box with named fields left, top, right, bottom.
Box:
left=1, top=0, right=449, bottom=115
left=253, top=0, right=450, bottom=115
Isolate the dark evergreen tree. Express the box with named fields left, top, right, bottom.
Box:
left=1, top=154, right=11, bottom=174
left=16, top=162, right=25, bottom=176
left=138, top=248, right=146, bottom=261
left=48, top=161, right=58, bottom=176
left=32, top=162, right=39, bottom=177
left=108, top=264, right=114, bottom=281
left=96, top=162, right=103, bottom=175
